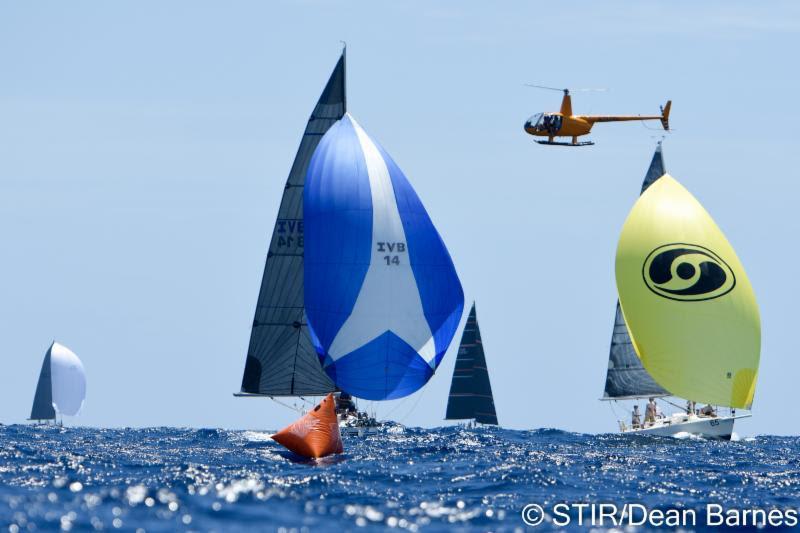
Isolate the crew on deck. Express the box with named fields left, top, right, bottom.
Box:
left=699, top=404, right=717, bottom=417
left=335, top=392, right=357, bottom=415
left=644, top=398, right=658, bottom=426
left=631, top=405, right=642, bottom=429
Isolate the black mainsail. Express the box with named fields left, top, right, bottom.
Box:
left=602, top=144, right=669, bottom=399
left=445, top=303, right=498, bottom=425
left=29, top=343, right=56, bottom=421
left=238, top=52, right=346, bottom=396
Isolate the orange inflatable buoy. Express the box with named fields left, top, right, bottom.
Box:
left=271, top=393, right=343, bottom=458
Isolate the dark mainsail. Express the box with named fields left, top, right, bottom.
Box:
left=602, top=144, right=669, bottom=399
left=445, top=303, right=498, bottom=425
left=238, top=52, right=346, bottom=396
left=29, top=344, right=56, bottom=420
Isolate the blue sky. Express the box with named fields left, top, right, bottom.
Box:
left=1, top=1, right=797, bottom=435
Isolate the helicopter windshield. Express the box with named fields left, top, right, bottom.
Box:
left=535, top=113, right=562, bottom=134
left=526, top=113, right=544, bottom=128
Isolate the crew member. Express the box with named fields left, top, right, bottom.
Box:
left=645, top=398, right=657, bottom=425
left=700, top=404, right=716, bottom=417
left=631, top=405, right=642, bottom=429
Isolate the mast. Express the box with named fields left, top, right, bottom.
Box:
left=602, top=144, right=669, bottom=400
left=445, top=303, right=498, bottom=425
left=238, top=52, right=346, bottom=397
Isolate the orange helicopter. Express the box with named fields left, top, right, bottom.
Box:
left=523, top=85, right=671, bottom=146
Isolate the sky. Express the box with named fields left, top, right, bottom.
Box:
left=1, top=1, right=798, bottom=435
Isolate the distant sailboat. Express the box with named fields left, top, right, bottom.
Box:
left=609, top=144, right=761, bottom=439
left=29, top=342, right=86, bottom=424
left=445, top=303, right=498, bottom=427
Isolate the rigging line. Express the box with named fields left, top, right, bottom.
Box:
left=397, top=385, right=427, bottom=425
left=608, top=399, right=621, bottom=422
left=639, top=120, right=674, bottom=132
left=658, top=397, right=687, bottom=413
left=282, top=268, right=305, bottom=392
left=608, top=400, right=626, bottom=431
left=379, top=393, right=413, bottom=420
left=269, top=396, right=305, bottom=413
left=297, top=396, right=317, bottom=408
left=288, top=320, right=303, bottom=395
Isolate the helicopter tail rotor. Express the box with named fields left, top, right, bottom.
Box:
left=660, top=100, right=672, bottom=131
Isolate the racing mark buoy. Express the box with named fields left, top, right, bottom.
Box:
left=271, top=393, right=343, bottom=458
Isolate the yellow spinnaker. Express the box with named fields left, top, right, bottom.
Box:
left=615, top=174, right=760, bottom=409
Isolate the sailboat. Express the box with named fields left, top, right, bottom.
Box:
left=605, top=144, right=761, bottom=439
left=444, top=303, right=498, bottom=428
left=29, top=342, right=86, bottom=424
left=235, top=49, right=456, bottom=436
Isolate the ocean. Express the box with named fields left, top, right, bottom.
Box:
left=1, top=425, right=798, bottom=532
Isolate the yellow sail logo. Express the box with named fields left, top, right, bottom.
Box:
left=642, top=243, right=736, bottom=301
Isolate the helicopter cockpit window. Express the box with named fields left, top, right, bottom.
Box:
left=527, top=113, right=543, bottom=129
left=541, top=114, right=562, bottom=134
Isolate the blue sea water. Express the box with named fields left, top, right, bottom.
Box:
left=0, top=425, right=798, bottom=532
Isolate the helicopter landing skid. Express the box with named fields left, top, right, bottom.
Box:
left=535, top=140, right=595, bottom=147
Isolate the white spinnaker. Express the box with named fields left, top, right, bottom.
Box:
left=50, top=342, right=86, bottom=416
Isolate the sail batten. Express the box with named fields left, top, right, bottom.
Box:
left=445, top=304, right=498, bottom=425
left=239, top=53, right=346, bottom=397
left=603, top=146, right=670, bottom=400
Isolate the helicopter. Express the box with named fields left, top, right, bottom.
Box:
left=523, top=85, right=671, bottom=146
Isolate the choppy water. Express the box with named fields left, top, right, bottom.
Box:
left=0, top=425, right=798, bottom=532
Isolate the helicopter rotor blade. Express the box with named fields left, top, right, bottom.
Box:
left=523, top=84, right=566, bottom=92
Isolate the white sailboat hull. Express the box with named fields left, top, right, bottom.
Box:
left=338, top=412, right=382, bottom=437
left=623, top=413, right=748, bottom=440
left=339, top=425, right=381, bottom=437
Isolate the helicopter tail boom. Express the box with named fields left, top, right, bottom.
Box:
left=580, top=99, right=672, bottom=128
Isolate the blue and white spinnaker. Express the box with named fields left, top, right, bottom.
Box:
left=304, top=113, right=464, bottom=400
